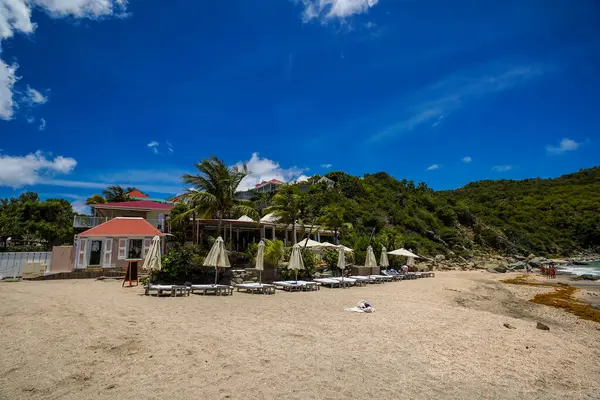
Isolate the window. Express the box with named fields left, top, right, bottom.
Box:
left=127, top=239, right=143, bottom=259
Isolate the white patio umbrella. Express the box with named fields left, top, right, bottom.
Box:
left=339, top=244, right=354, bottom=252
left=319, top=241, right=338, bottom=248
left=287, top=244, right=305, bottom=283
left=296, top=238, right=323, bottom=248
left=337, top=245, right=346, bottom=285
left=203, top=236, right=231, bottom=285
left=380, top=246, right=389, bottom=270
left=387, top=248, right=420, bottom=258
left=256, top=240, right=265, bottom=283
left=141, top=236, right=162, bottom=273
left=365, top=245, right=377, bottom=275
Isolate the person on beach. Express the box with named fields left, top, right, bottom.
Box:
left=402, top=265, right=409, bottom=274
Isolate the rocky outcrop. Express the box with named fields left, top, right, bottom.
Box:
left=570, top=274, right=600, bottom=281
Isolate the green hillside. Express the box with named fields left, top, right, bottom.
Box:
left=296, top=166, right=600, bottom=258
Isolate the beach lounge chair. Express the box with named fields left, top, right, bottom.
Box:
left=331, top=277, right=365, bottom=287
left=188, top=284, right=234, bottom=296
left=349, top=275, right=379, bottom=284
left=235, top=283, right=276, bottom=294
left=273, top=281, right=320, bottom=292
left=313, top=278, right=346, bottom=288
left=381, top=270, right=404, bottom=281
left=145, top=284, right=190, bottom=297
left=369, top=274, right=394, bottom=282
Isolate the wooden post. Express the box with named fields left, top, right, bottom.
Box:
left=272, top=226, right=276, bottom=240
left=236, top=228, right=239, bottom=252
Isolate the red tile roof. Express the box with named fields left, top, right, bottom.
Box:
left=127, top=189, right=149, bottom=198
left=92, top=200, right=174, bottom=210
left=80, top=218, right=163, bottom=237
left=255, top=179, right=284, bottom=189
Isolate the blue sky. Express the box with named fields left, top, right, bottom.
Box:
left=1, top=0, right=599, bottom=212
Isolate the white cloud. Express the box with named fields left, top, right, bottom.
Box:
left=462, top=156, right=472, bottom=163
left=0, top=59, right=18, bottom=120
left=25, top=85, right=47, bottom=104
left=320, top=163, right=332, bottom=169
left=147, top=140, right=159, bottom=154
left=431, top=115, right=444, bottom=128
left=296, top=175, right=311, bottom=183
left=38, top=117, right=45, bottom=130
left=236, top=152, right=307, bottom=191
left=71, top=200, right=90, bottom=215
left=301, top=0, right=379, bottom=23
left=0, top=0, right=127, bottom=120
left=0, top=150, right=77, bottom=187
left=491, top=165, right=512, bottom=172
left=26, top=115, right=34, bottom=123
left=166, top=141, right=173, bottom=153
left=426, top=164, right=440, bottom=171
left=546, top=138, right=580, bottom=155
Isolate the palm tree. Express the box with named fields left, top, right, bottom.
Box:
left=318, top=204, right=345, bottom=245
left=264, top=185, right=302, bottom=244
left=85, top=194, right=106, bottom=205
left=178, top=156, right=259, bottom=237
left=251, top=191, right=272, bottom=214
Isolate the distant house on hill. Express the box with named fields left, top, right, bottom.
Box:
left=235, top=179, right=284, bottom=200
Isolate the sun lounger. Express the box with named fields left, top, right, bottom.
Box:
left=331, top=277, right=364, bottom=286
left=313, top=278, right=346, bottom=288
left=369, top=274, right=393, bottom=282
left=145, top=284, right=175, bottom=296
left=381, top=270, right=404, bottom=281
left=188, top=284, right=234, bottom=296
left=235, top=283, right=276, bottom=294
left=273, top=281, right=320, bottom=292
left=349, top=275, right=379, bottom=284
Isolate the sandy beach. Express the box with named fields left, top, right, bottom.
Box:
left=1, top=271, right=599, bottom=400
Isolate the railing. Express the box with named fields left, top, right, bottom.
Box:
left=73, top=216, right=164, bottom=231
left=0, top=252, right=52, bottom=279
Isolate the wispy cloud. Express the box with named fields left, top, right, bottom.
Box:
left=25, top=85, right=48, bottom=104
left=166, top=141, right=174, bottom=153
left=492, top=165, right=513, bottom=172
left=427, top=164, right=440, bottom=171
left=0, top=0, right=127, bottom=120
left=300, top=0, right=380, bottom=23
left=71, top=200, right=90, bottom=215
left=147, top=141, right=159, bottom=154
left=462, top=156, right=472, bottom=163
left=546, top=138, right=580, bottom=155
left=320, top=163, right=333, bottom=169
left=371, top=64, right=546, bottom=141
left=38, top=117, right=46, bottom=131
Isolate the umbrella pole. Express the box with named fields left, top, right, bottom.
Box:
left=215, top=266, right=218, bottom=286
left=295, top=269, right=298, bottom=283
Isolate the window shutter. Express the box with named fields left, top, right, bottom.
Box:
left=103, top=238, right=113, bottom=267
left=143, top=238, right=152, bottom=258
left=77, top=239, right=88, bottom=268
left=118, top=239, right=127, bottom=260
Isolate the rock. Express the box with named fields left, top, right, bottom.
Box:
left=528, top=258, right=547, bottom=268
left=514, top=255, right=527, bottom=261
left=508, top=261, right=526, bottom=270
left=494, top=266, right=508, bottom=273
left=527, top=253, right=536, bottom=260
left=503, top=323, right=517, bottom=329
left=570, top=274, right=600, bottom=281
left=435, top=254, right=446, bottom=262
left=536, top=322, right=550, bottom=331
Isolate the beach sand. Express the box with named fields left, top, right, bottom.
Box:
left=1, top=271, right=599, bottom=400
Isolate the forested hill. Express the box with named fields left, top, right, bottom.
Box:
left=307, top=166, right=600, bottom=258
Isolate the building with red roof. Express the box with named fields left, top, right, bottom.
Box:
left=127, top=189, right=149, bottom=198
left=74, top=200, right=174, bottom=232
left=75, top=218, right=163, bottom=269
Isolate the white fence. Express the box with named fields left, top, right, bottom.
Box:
left=0, top=252, right=52, bottom=279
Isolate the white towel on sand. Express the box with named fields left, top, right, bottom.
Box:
left=345, top=300, right=375, bottom=313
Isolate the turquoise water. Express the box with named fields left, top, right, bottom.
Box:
left=558, top=261, right=600, bottom=276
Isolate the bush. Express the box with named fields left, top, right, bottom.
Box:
left=152, top=244, right=203, bottom=283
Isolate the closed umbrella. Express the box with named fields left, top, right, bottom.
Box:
left=287, top=244, right=305, bottom=283
left=256, top=240, right=265, bottom=283
left=365, top=245, right=377, bottom=275
left=141, top=236, right=162, bottom=273
left=203, top=236, right=231, bottom=285
left=337, top=245, right=346, bottom=286
left=380, top=247, right=389, bottom=270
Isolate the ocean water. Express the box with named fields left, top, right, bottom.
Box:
left=558, top=261, right=600, bottom=277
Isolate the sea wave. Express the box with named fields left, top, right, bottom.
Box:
left=557, top=264, right=600, bottom=277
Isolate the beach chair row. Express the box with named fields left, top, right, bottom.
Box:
left=144, top=270, right=435, bottom=297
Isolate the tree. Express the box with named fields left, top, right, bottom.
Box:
left=102, top=186, right=132, bottom=203
left=318, top=204, right=345, bottom=244
left=251, top=191, right=272, bottom=214
left=85, top=185, right=137, bottom=205
left=169, top=203, right=191, bottom=244
left=179, top=156, right=259, bottom=236
left=264, top=185, right=302, bottom=244
left=85, top=194, right=106, bottom=205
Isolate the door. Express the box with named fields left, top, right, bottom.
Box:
left=103, top=238, right=113, bottom=268
left=88, top=240, right=103, bottom=266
